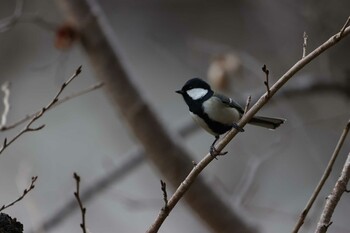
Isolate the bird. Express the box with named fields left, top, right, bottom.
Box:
left=176, top=77, right=285, bottom=156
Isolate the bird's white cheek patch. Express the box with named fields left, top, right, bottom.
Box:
left=187, top=88, right=208, bottom=100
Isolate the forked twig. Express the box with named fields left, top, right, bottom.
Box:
left=0, top=176, right=38, bottom=212
left=0, top=66, right=82, bottom=155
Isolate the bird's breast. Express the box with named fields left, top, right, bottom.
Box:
left=202, top=97, right=241, bottom=125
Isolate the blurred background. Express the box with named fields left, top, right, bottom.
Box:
left=0, top=0, right=349, bottom=232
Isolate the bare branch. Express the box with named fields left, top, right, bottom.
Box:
left=315, top=152, right=350, bottom=233
left=147, top=17, right=350, bottom=232
left=0, top=82, right=11, bottom=129
left=73, top=173, right=87, bottom=233
left=262, top=64, right=270, bottom=96
left=302, top=31, right=308, bottom=58
left=0, top=82, right=103, bottom=132
left=0, top=176, right=38, bottom=212
left=292, top=119, right=350, bottom=233
left=0, top=66, right=82, bottom=155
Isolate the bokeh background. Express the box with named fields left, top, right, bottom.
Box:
left=0, top=0, right=349, bottom=232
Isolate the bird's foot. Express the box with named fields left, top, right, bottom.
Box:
left=210, top=145, right=228, bottom=159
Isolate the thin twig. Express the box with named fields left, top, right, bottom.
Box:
left=339, top=16, right=350, bottom=38
left=74, top=173, right=87, bottom=233
left=0, top=176, right=38, bottom=212
left=315, top=153, right=350, bottom=233
left=0, top=82, right=11, bottom=129
left=292, top=119, right=350, bottom=233
left=0, top=82, right=103, bottom=131
left=302, top=31, right=308, bottom=58
left=262, top=64, right=270, bottom=97
left=243, top=95, right=251, bottom=115
left=160, top=180, right=168, bottom=211
left=147, top=16, right=350, bottom=233
left=0, top=66, right=82, bottom=155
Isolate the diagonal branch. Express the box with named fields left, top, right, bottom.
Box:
left=292, top=119, right=350, bottom=233
left=147, top=17, right=350, bottom=232
left=315, top=152, right=350, bottom=233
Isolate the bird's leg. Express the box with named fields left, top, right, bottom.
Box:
left=210, top=136, right=228, bottom=158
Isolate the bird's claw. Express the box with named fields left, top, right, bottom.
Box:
left=210, top=145, right=228, bottom=159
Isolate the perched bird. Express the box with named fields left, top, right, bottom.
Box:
left=176, top=78, right=285, bottom=156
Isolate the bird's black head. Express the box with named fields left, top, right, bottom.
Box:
left=176, top=78, right=213, bottom=109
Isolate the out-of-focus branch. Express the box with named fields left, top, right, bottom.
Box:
left=0, top=66, right=82, bottom=155
left=0, top=82, right=103, bottom=132
left=315, top=152, right=350, bottom=233
left=55, top=1, right=256, bottom=233
left=0, top=82, right=11, bottom=129
left=0, top=176, right=38, bottom=212
left=0, top=0, right=57, bottom=32
left=292, top=119, right=350, bottom=233
left=0, top=0, right=23, bottom=32
left=302, top=32, right=308, bottom=58
left=147, top=17, right=350, bottom=232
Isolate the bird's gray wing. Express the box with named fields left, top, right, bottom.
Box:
left=213, top=93, right=244, bottom=114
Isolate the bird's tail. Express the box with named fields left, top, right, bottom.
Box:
left=248, top=116, right=286, bottom=130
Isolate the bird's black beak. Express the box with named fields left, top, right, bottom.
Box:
left=175, top=90, right=183, bottom=95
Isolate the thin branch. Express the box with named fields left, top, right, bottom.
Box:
left=292, top=119, right=350, bottom=233
left=0, top=66, right=82, bottom=155
left=262, top=64, right=270, bottom=96
left=339, top=16, right=350, bottom=38
left=0, top=82, right=11, bottom=129
left=74, top=173, right=87, bottom=233
left=302, top=31, right=308, bottom=58
left=0, top=176, right=38, bottom=212
left=0, top=82, right=103, bottom=131
left=160, top=180, right=168, bottom=211
left=315, top=153, right=350, bottom=233
left=147, top=17, right=350, bottom=233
